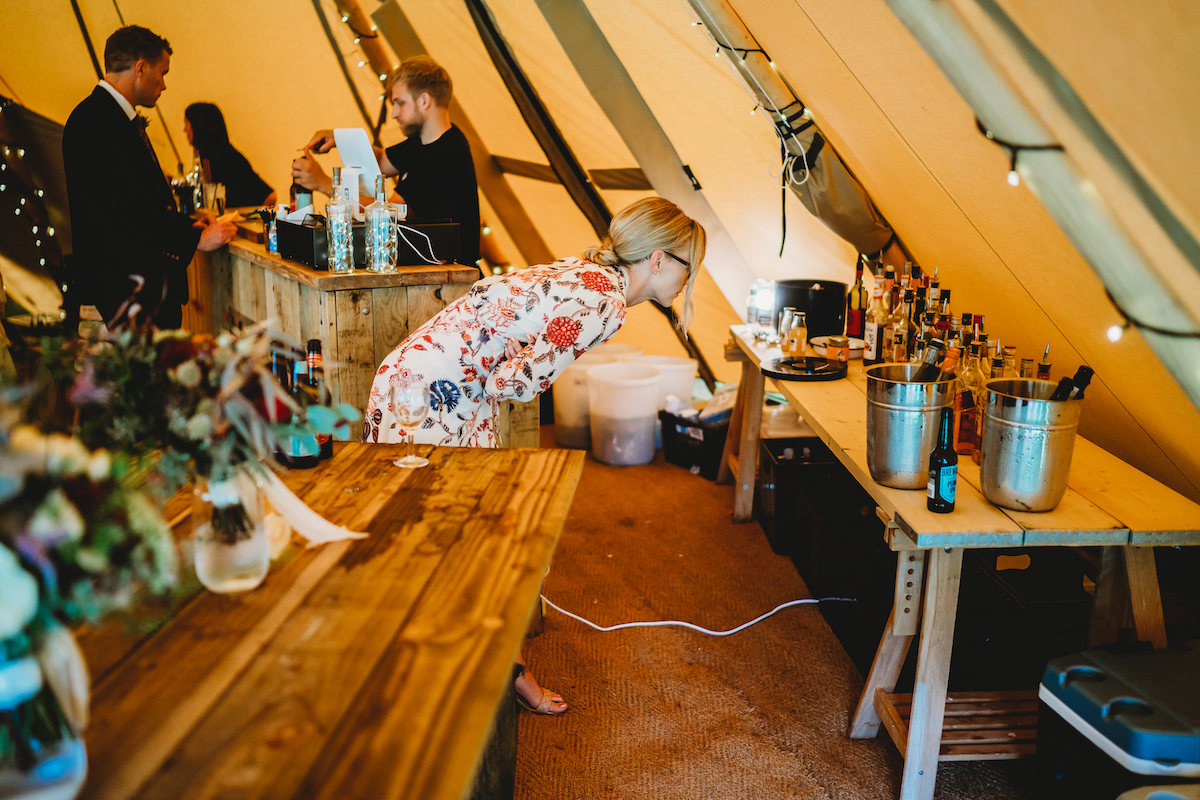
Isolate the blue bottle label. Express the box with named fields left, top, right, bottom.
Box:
left=940, top=465, right=957, bottom=503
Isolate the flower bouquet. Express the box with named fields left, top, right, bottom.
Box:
left=45, top=315, right=362, bottom=592
left=0, top=397, right=178, bottom=795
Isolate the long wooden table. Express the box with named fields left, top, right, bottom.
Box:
left=720, top=324, right=1200, bottom=800
left=77, top=443, right=585, bottom=800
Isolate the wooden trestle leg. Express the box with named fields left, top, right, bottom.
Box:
left=1089, top=545, right=1168, bottom=649
left=900, top=546, right=963, bottom=800
left=850, top=550, right=927, bottom=739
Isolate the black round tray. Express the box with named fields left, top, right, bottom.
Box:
left=760, top=356, right=848, bottom=382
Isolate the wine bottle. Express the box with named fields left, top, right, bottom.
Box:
left=883, top=264, right=896, bottom=312
left=282, top=360, right=320, bottom=469
left=846, top=258, right=868, bottom=338
left=911, top=339, right=947, bottom=381
left=863, top=286, right=888, bottom=365
left=893, top=289, right=917, bottom=362
left=928, top=406, right=958, bottom=513
left=1019, top=358, right=1035, bottom=378
left=1068, top=366, right=1094, bottom=399
left=1049, top=376, right=1075, bottom=401
left=307, top=339, right=334, bottom=460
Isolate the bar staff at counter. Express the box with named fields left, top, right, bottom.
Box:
left=291, top=56, right=481, bottom=268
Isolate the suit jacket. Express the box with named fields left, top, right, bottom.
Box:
left=62, top=86, right=200, bottom=325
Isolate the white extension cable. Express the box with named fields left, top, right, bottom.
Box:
left=540, top=594, right=855, bottom=637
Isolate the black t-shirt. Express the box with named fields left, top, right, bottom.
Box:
left=204, top=144, right=273, bottom=208
left=384, top=124, right=480, bottom=266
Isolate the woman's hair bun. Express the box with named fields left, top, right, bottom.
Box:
left=582, top=239, right=622, bottom=266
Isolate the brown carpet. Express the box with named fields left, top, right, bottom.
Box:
left=515, top=426, right=1033, bottom=800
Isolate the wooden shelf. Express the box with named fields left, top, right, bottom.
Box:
left=874, top=688, right=1038, bottom=762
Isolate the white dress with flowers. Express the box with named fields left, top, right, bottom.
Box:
left=363, top=258, right=628, bottom=447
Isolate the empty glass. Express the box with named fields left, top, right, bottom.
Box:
left=390, top=382, right=430, bottom=468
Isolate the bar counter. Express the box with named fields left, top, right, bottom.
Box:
left=184, top=233, right=538, bottom=447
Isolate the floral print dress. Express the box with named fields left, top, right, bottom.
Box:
left=363, top=258, right=628, bottom=447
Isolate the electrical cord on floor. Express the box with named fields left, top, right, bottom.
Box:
left=540, top=595, right=856, bottom=637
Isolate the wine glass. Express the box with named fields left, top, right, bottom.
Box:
left=390, top=382, right=430, bottom=468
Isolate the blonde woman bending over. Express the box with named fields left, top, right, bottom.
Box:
left=363, top=197, right=707, bottom=714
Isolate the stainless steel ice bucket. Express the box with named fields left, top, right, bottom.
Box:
left=979, top=379, right=1082, bottom=512
left=866, top=364, right=954, bottom=489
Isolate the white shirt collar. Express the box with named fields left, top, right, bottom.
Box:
left=98, top=80, right=137, bottom=121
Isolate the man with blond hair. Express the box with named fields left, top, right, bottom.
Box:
left=294, top=56, right=480, bottom=266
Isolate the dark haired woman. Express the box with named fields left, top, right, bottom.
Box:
left=184, top=103, right=275, bottom=209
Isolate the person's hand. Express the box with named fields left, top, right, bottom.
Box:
left=197, top=219, right=237, bottom=252
left=505, top=338, right=527, bottom=360
left=291, top=149, right=333, bottom=196
left=192, top=211, right=217, bottom=229
left=306, top=129, right=337, bottom=154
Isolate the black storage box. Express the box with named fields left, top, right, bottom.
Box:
left=277, top=218, right=461, bottom=269
left=1038, top=643, right=1200, bottom=799
left=659, top=410, right=729, bottom=480
left=755, top=436, right=837, bottom=557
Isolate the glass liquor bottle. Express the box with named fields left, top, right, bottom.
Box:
left=863, top=286, right=888, bottom=365
left=846, top=258, right=868, bottom=339
left=954, top=343, right=985, bottom=455
left=1037, top=345, right=1052, bottom=380
left=365, top=175, right=398, bottom=273
left=326, top=167, right=354, bottom=274
left=894, top=289, right=917, bottom=361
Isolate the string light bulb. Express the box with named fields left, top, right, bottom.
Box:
left=17, top=149, right=24, bottom=157
left=341, top=14, right=349, bottom=22
left=379, top=73, right=387, bottom=81
left=482, top=226, right=491, bottom=235
left=354, top=37, right=360, bottom=44
left=47, top=227, right=54, bottom=236
left=1007, top=170, right=1020, bottom=187
left=31, top=225, right=38, bottom=234
left=358, top=60, right=366, bottom=67
left=370, top=24, right=377, bottom=31
left=1107, top=323, right=1126, bottom=342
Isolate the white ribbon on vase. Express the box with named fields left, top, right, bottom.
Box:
left=257, top=470, right=367, bottom=546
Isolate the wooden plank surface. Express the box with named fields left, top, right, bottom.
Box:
left=229, top=240, right=478, bottom=292
left=332, top=289, right=376, bottom=417
left=80, top=444, right=585, bottom=800
left=731, top=325, right=1200, bottom=547
left=1068, top=437, right=1200, bottom=541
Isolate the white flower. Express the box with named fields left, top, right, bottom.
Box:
left=0, top=544, right=38, bottom=639
left=184, top=412, right=213, bottom=440
left=10, top=425, right=44, bottom=453
left=86, top=449, right=111, bottom=482
left=28, top=488, right=86, bottom=544
left=172, top=360, right=202, bottom=389
left=45, top=433, right=90, bottom=477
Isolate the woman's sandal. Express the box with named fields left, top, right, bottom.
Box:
left=516, top=688, right=568, bottom=715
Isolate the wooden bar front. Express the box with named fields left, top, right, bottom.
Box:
left=185, top=237, right=538, bottom=447
left=78, top=443, right=585, bottom=800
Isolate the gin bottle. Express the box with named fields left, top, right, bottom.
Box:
left=366, top=175, right=398, bottom=273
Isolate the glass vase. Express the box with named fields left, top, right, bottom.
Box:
left=0, top=658, right=87, bottom=800
left=192, top=471, right=269, bottom=594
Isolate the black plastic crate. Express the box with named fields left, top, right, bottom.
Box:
left=659, top=410, right=729, bottom=480
left=755, top=437, right=837, bottom=557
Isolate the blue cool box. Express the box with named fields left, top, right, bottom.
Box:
left=1040, top=643, right=1200, bottom=776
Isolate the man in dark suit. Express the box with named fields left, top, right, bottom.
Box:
left=63, top=25, right=235, bottom=329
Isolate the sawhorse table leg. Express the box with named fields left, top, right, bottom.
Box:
left=850, top=549, right=926, bottom=739
left=900, top=546, right=963, bottom=800
left=716, top=351, right=764, bottom=523
left=1089, top=545, right=1168, bottom=649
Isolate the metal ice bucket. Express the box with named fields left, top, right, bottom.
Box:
left=866, top=364, right=954, bottom=489
left=979, top=379, right=1082, bottom=512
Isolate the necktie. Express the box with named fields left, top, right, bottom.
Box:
left=134, top=115, right=177, bottom=212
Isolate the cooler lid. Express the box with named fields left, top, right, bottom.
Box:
left=1042, top=642, right=1200, bottom=765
